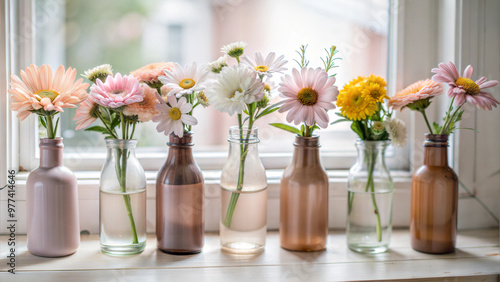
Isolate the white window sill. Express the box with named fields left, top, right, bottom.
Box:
left=0, top=229, right=498, bottom=281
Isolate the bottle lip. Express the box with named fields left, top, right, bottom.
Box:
left=294, top=135, right=320, bottom=147
left=355, top=139, right=391, bottom=146
left=424, top=134, right=449, bottom=147
left=167, top=132, right=194, bottom=147
left=228, top=126, right=259, bottom=144
left=39, top=137, right=64, bottom=149
left=105, top=138, right=138, bottom=148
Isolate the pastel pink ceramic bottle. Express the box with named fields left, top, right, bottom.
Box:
left=26, top=138, right=80, bottom=257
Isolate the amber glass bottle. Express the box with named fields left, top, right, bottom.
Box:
left=410, top=134, right=458, bottom=254
left=280, top=135, right=328, bottom=251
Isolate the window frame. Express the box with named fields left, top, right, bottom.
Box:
left=3, top=0, right=497, bottom=234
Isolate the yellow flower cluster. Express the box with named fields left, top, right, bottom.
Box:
left=337, top=75, right=388, bottom=121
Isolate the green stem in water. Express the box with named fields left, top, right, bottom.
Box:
left=223, top=111, right=255, bottom=228
left=46, top=115, right=55, bottom=139
left=419, top=110, right=434, bottom=135
left=366, top=150, right=382, bottom=242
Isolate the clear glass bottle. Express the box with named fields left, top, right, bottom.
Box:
left=99, top=139, right=146, bottom=256
left=220, top=127, right=267, bottom=254
left=26, top=138, right=80, bottom=257
left=156, top=132, right=204, bottom=254
left=347, top=140, right=393, bottom=254
left=280, top=135, right=328, bottom=251
left=410, top=134, right=458, bottom=254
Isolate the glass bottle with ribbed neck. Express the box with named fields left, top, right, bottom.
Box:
left=220, top=126, right=267, bottom=254
left=99, top=139, right=146, bottom=256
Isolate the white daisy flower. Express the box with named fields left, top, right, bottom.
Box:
left=241, top=52, right=287, bottom=77
left=384, top=117, right=407, bottom=147
left=152, top=94, right=198, bottom=137
left=221, top=41, right=247, bottom=58
left=159, top=62, right=209, bottom=98
left=206, top=65, right=265, bottom=116
left=82, top=64, right=113, bottom=84
left=196, top=91, right=210, bottom=107
left=208, top=55, right=228, bottom=73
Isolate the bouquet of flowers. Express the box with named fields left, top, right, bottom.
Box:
left=75, top=64, right=159, bottom=245
left=335, top=75, right=407, bottom=243
left=205, top=41, right=287, bottom=228
left=9, top=64, right=89, bottom=139
left=389, top=61, right=499, bottom=135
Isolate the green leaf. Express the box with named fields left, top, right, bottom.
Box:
left=270, top=123, right=301, bottom=135
left=432, top=122, right=442, bottom=134
left=39, top=116, right=47, bottom=129
left=300, top=124, right=305, bottom=136
left=54, top=117, right=60, bottom=134
left=85, top=126, right=111, bottom=134
left=330, top=118, right=349, bottom=125
left=350, top=121, right=365, bottom=140
left=255, top=107, right=279, bottom=119
left=111, top=115, right=120, bottom=129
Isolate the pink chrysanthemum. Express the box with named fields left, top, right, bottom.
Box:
left=432, top=61, right=499, bottom=110
left=123, top=84, right=160, bottom=122
left=130, top=62, right=175, bottom=85
left=278, top=67, right=339, bottom=128
left=90, top=73, right=143, bottom=108
left=73, top=98, right=99, bottom=130
left=8, top=64, right=89, bottom=120
left=389, top=79, right=443, bottom=110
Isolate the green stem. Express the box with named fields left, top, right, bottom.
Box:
left=420, top=110, right=434, bottom=134
left=305, top=125, right=311, bottom=137
left=95, top=110, right=118, bottom=139
left=223, top=111, right=255, bottom=228
left=366, top=150, right=382, bottom=242
left=46, top=115, right=55, bottom=139
left=130, top=122, right=137, bottom=140
left=441, top=105, right=463, bottom=135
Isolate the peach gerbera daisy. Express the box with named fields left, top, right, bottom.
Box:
left=278, top=67, right=338, bottom=128
left=73, top=98, right=99, bottom=130
left=123, top=84, right=160, bottom=122
left=389, top=79, right=443, bottom=110
left=130, top=62, right=175, bottom=88
left=8, top=64, right=89, bottom=120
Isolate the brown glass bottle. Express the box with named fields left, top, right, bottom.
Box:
left=156, top=132, right=204, bottom=254
left=280, top=136, right=328, bottom=251
left=410, top=134, right=458, bottom=254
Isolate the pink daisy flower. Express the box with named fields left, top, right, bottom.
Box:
left=278, top=67, right=338, bottom=128
left=73, top=98, right=99, bottom=130
left=432, top=61, right=499, bottom=110
left=8, top=64, right=89, bottom=120
left=389, top=79, right=443, bottom=110
left=152, top=95, right=197, bottom=137
left=241, top=52, right=287, bottom=77
left=90, top=73, right=143, bottom=108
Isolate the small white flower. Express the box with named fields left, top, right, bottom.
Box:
left=82, top=64, right=113, bottom=83
left=241, top=52, right=287, bottom=77
left=384, top=117, right=407, bottom=147
left=221, top=41, right=247, bottom=58
left=373, top=121, right=385, bottom=132
left=196, top=91, right=210, bottom=107
left=159, top=62, right=209, bottom=98
left=152, top=95, right=197, bottom=137
left=205, top=65, right=265, bottom=116
left=208, top=55, right=228, bottom=73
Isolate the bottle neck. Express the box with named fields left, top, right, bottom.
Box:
left=292, top=136, right=321, bottom=167
left=423, top=134, right=449, bottom=167
left=105, top=139, right=138, bottom=159
left=166, top=132, right=195, bottom=163
left=39, top=138, right=63, bottom=168
left=354, top=140, right=389, bottom=169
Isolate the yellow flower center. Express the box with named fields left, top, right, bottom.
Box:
left=232, top=88, right=243, bottom=98
left=455, top=77, right=480, bottom=95
left=179, top=78, right=195, bottom=89
left=297, top=87, right=318, bottom=106
left=264, top=84, right=271, bottom=92
left=34, top=89, right=59, bottom=101
left=169, top=107, right=181, bottom=120
left=254, top=65, right=269, bottom=72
